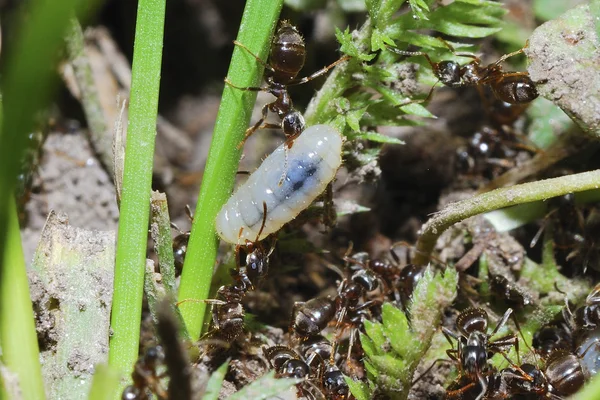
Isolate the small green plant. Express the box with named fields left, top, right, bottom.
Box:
left=348, top=268, right=458, bottom=399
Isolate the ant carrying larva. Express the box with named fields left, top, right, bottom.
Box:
left=225, top=20, right=350, bottom=150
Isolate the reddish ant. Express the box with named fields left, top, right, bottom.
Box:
left=225, top=20, right=350, bottom=149
left=386, top=39, right=538, bottom=105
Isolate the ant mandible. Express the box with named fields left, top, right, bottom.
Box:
left=386, top=39, right=538, bottom=105
left=225, top=20, right=350, bottom=149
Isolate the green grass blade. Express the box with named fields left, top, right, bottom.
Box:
left=0, top=198, right=45, bottom=400
left=177, top=0, right=284, bottom=340
left=0, top=1, right=98, bottom=399
left=107, top=0, right=166, bottom=381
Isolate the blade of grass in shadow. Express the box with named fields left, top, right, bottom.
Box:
left=107, top=0, right=166, bottom=381
left=177, top=0, right=284, bottom=340
left=0, top=198, right=45, bottom=400
left=0, top=2, right=98, bottom=399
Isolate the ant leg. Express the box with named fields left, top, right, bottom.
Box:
left=493, top=42, right=529, bottom=66
left=287, top=55, right=351, bottom=86
left=237, top=102, right=271, bottom=150
left=224, top=78, right=267, bottom=92
left=232, top=40, right=276, bottom=74
left=475, top=372, right=487, bottom=400
left=489, top=308, right=513, bottom=338
left=436, top=37, right=479, bottom=61
left=385, top=45, right=437, bottom=70
left=446, top=382, right=477, bottom=399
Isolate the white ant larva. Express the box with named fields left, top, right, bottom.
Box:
left=215, top=124, right=344, bottom=245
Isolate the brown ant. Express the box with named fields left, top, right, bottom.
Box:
left=122, top=346, right=167, bottom=400
left=225, top=20, right=350, bottom=149
left=386, top=39, right=538, bottom=105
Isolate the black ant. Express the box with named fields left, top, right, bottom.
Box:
left=177, top=204, right=272, bottom=344
left=442, top=308, right=520, bottom=400
left=488, top=273, right=534, bottom=310
left=225, top=20, right=350, bottom=149
left=386, top=39, right=538, bottom=105
left=290, top=296, right=336, bottom=340
left=122, top=346, right=167, bottom=400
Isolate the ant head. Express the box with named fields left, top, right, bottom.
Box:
left=244, top=248, right=269, bottom=284
left=282, top=110, right=305, bottom=138
left=270, top=21, right=306, bottom=82
left=436, top=60, right=461, bottom=86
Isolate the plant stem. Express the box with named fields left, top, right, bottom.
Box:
left=108, top=0, right=166, bottom=380
left=65, top=17, right=113, bottom=177
left=413, top=169, right=600, bottom=266
left=177, top=0, right=284, bottom=340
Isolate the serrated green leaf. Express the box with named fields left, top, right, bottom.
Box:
left=381, top=303, right=412, bottom=358
left=364, top=319, right=387, bottom=349
left=346, top=377, right=371, bottom=400
left=433, top=21, right=502, bottom=38
left=364, top=359, right=378, bottom=379
left=345, top=106, right=369, bottom=132
left=203, top=359, right=229, bottom=400
left=349, top=131, right=405, bottom=144
left=371, top=28, right=396, bottom=51
left=399, top=102, right=435, bottom=118
left=228, top=371, right=301, bottom=400
left=409, top=0, right=430, bottom=20
left=360, top=331, right=377, bottom=358
left=369, top=355, right=406, bottom=378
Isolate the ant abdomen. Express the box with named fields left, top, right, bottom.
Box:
left=269, top=22, right=306, bottom=82
left=492, top=74, right=538, bottom=104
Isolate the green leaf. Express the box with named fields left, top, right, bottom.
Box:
left=360, top=332, right=377, bottom=358
left=364, top=319, right=387, bottom=349
left=369, top=355, right=406, bottom=378
left=348, top=131, right=405, bottom=145
left=228, top=371, right=301, bottom=400
left=346, top=377, right=371, bottom=400
left=335, top=27, right=375, bottom=61
left=371, top=28, right=396, bottom=51
left=382, top=303, right=412, bottom=358
left=345, top=106, right=369, bottom=132
left=400, top=102, right=435, bottom=118
left=203, top=360, right=229, bottom=400
left=409, top=0, right=430, bottom=20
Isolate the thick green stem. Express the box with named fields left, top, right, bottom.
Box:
left=108, top=0, right=166, bottom=380
left=177, top=0, right=284, bottom=340
left=413, top=169, right=600, bottom=266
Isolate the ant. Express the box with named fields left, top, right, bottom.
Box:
left=488, top=274, right=534, bottom=310
left=442, top=308, right=521, bottom=400
left=225, top=20, right=350, bottom=149
left=178, top=203, right=273, bottom=344
left=122, top=346, right=167, bottom=400
left=290, top=296, right=336, bottom=340
left=264, top=345, right=329, bottom=400
left=386, top=39, right=538, bottom=105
